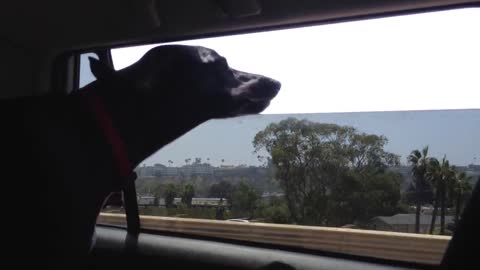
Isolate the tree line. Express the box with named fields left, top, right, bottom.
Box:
left=252, top=118, right=474, bottom=233
left=156, top=180, right=264, bottom=220
left=135, top=117, right=474, bottom=234
left=407, top=146, right=474, bottom=234
left=253, top=118, right=404, bottom=226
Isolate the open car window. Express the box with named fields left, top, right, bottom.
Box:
left=80, top=8, right=480, bottom=265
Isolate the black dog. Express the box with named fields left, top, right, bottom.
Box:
left=3, top=45, right=280, bottom=263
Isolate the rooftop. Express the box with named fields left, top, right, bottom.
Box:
left=372, top=214, right=454, bottom=226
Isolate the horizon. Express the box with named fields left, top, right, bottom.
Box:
left=136, top=109, right=479, bottom=168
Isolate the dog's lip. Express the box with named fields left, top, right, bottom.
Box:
left=245, top=81, right=281, bottom=102
left=231, top=77, right=281, bottom=103
left=235, top=98, right=272, bottom=115
left=246, top=95, right=275, bottom=103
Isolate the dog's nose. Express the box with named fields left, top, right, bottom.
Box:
left=266, top=78, right=281, bottom=91
left=260, top=77, right=281, bottom=96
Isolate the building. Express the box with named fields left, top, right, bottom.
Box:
left=179, top=164, right=214, bottom=176
left=191, top=197, right=228, bottom=207
left=135, top=163, right=218, bottom=177
left=261, top=192, right=284, bottom=201
left=152, top=164, right=179, bottom=177
left=137, top=194, right=156, bottom=206
left=135, top=165, right=155, bottom=177
left=158, top=197, right=228, bottom=208
left=368, top=214, right=454, bottom=233
left=467, top=164, right=480, bottom=171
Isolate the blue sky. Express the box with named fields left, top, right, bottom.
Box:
left=137, top=110, right=480, bottom=167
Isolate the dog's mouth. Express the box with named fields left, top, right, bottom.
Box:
left=230, top=69, right=281, bottom=115
left=237, top=99, right=273, bottom=115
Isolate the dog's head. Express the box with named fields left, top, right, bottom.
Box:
left=89, top=45, right=281, bottom=118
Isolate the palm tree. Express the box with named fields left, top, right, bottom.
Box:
left=440, top=159, right=455, bottom=235
left=181, top=183, right=195, bottom=207
left=194, top=157, right=202, bottom=165
left=427, top=156, right=452, bottom=234
left=426, top=157, right=441, bottom=234
left=407, top=146, right=432, bottom=233
left=452, top=171, right=473, bottom=225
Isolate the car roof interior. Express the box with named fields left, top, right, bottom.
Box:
left=1, top=1, right=478, bottom=269
left=1, top=0, right=478, bottom=99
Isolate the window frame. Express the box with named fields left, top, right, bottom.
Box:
left=71, top=5, right=480, bottom=264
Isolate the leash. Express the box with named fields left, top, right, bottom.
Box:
left=87, top=94, right=141, bottom=235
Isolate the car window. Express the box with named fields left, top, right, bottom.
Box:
left=79, top=52, right=99, bottom=88
left=84, top=8, right=479, bottom=264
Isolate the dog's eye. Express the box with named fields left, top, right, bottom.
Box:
left=212, top=60, right=233, bottom=76
left=216, top=57, right=229, bottom=68
left=217, top=56, right=227, bottom=64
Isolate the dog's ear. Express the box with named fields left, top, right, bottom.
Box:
left=89, top=57, right=115, bottom=80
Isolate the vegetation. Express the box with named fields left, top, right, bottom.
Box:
left=407, top=147, right=474, bottom=235
left=182, top=183, right=195, bottom=207
left=209, top=181, right=234, bottom=202
left=127, top=117, right=475, bottom=235
left=231, top=181, right=260, bottom=219
left=452, top=171, right=473, bottom=224
left=164, top=183, right=177, bottom=208
left=406, top=147, right=433, bottom=233
left=253, top=118, right=401, bottom=226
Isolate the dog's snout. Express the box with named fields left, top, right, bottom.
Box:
left=258, top=77, right=281, bottom=99
left=230, top=68, right=281, bottom=102
left=262, top=78, right=281, bottom=91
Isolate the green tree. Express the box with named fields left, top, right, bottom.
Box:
left=253, top=118, right=400, bottom=226
left=164, top=183, right=178, bottom=208
left=260, top=197, right=291, bottom=224
left=182, top=183, right=195, bottom=207
left=193, top=157, right=202, bottom=165
left=231, top=181, right=260, bottom=219
left=452, top=171, right=473, bottom=226
left=426, top=156, right=454, bottom=234
left=209, top=181, right=233, bottom=203
left=426, top=157, right=440, bottom=234
left=215, top=206, right=225, bottom=220
left=330, top=171, right=403, bottom=226
left=407, top=147, right=433, bottom=233
left=426, top=157, right=445, bottom=234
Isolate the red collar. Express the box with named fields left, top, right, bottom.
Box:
left=87, top=93, right=141, bottom=234
left=87, top=94, right=133, bottom=180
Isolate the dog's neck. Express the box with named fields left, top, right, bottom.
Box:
left=76, top=79, right=209, bottom=168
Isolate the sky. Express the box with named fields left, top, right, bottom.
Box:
left=111, top=8, right=480, bottom=114
left=134, top=110, right=479, bottom=167
left=79, top=8, right=480, bottom=167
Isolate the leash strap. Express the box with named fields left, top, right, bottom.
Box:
left=87, top=94, right=140, bottom=235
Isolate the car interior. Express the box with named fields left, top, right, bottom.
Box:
left=1, top=1, right=478, bottom=269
